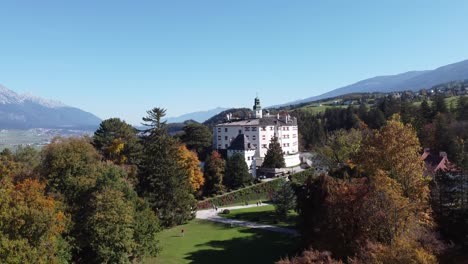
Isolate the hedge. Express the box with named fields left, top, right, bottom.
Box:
left=288, top=168, right=316, bottom=185
left=197, top=178, right=283, bottom=210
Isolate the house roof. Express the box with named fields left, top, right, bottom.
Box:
left=228, top=134, right=256, bottom=151
left=216, top=116, right=297, bottom=127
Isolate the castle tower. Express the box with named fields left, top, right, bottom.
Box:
left=253, top=96, right=262, bottom=119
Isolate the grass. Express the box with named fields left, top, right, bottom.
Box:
left=221, top=205, right=298, bottom=229
left=144, top=219, right=300, bottom=264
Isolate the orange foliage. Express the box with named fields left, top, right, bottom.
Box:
left=178, top=144, right=205, bottom=192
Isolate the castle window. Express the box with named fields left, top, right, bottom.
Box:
left=262, top=144, right=267, bottom=148
left=218, top=136, right=221, bottom=140
left=245, top=127, right=250, bottom=131
left=252, top=135, right=256, bottom=140
left=225, top=144, right=228, bottom=148
left=270, top=127, right=274, bottom=130
left=251, top=127, right=257, bottom=131
left=225, top=136, right=228, bottom=140
left=225, top=128, right=228, bottom=132
left=261, top=126, right=266, bottom=131
left=218, top=127, right=221, bottom=132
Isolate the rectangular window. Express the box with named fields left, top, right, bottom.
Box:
left=225, top=128, right=228, bottom=132
left=217, top=127, right=221, bottom=132
left=225, top=136, right=228, bottom=140
left=293, top=134, right=297, bottom=138
left=251, top=127, right=257, bottom=131
left=225, top=144, right=228, bottom=148
left=261, top=126, right=266, bottom=131
left=246, top=135, right=249, bottom=139
left=218, top=144, right=222, bottom=148
left=245, top=127, right=250, bottom=131
left=218, top=136, right=221, bottom=140
left=252, top=136, right=256, bottom=140
left=262, top=144, right=267, bottom=148
left=270, top=127, right=274, bottom=130
left=262, top=135, right=266, bottom=140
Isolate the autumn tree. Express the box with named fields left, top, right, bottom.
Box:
left=203, top=150, right=225, bottom=196
left=224, top=153, right=252, bottom=190
left=262, top=136, right=286, bottom=168
left=0, top=176, right=69, bottom=263
left=356, top=114, right=428, bottom=204
left=178, top=144, right=205, bottom=193
left=138, top=107, right=196, bottom=227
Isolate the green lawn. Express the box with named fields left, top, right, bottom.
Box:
left=221, top=205, right=298, bottom=229
left=144, top=219, right=299, bottom=264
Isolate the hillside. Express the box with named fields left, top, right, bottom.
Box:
left=203, top=108, right=253, bottom=127
left=276, top=59, right=468, bottom=107
left=165, top=107, right=229, bottom=123
left=0, top=85, right=101, bottom=129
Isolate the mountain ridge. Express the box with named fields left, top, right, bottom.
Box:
left=272, top=59, right=468, bottom=107
left=0, top=84, right=101, bottom=130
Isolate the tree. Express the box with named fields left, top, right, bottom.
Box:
left=203, top=151, right=225, bottom=196
left=420, top=100, right=433, bottom=122
left=432, top=94, right=448, bottom=114
left=180, top=123, right=212, bottom=160
left=272, top=180, right=297, bottom=217
left=93, top=118, right=142, bottom=165
left=0, top=176, right=69, bottom=263
left=87, top=186, right=135, bottom=264
left=316, top=128, right=362, bottom=169
left=356, top=114, right=428, bottom=205
left=138, top=107, right=196, bottom=227
left=224, top=153, right=252, bottom=190
left=178, top=144, right=205, bottom=193
left=262, top=137, right=286, bottom=168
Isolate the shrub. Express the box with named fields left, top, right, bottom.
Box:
left=222, top=209, right=230, bottom=214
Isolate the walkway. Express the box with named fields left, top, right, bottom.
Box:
left=196, top=204, right=300, bottom=236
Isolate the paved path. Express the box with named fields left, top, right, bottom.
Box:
left=196, top=204, right=300, bottom=236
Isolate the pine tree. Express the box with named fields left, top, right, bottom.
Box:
left=262, top=137, right=286, bottom=168
left=272, top=180, right=297, bottom=217
left=203, top=151, right=225, bottom=196
left=138, top=107, right=196, bottom=227
left=224, top=153, right=252, bottom=190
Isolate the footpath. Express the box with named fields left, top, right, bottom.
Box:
left=196, top=204, right=300, bottom=236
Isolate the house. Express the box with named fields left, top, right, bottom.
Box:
left=421, top=148, right=459, bottom=177
left=213, top=97, right=301, bottom=172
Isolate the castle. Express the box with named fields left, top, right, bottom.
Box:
left=213, top=97, right=301, bottom=172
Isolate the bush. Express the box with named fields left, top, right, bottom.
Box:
left=197, top=178, right=283, bottom=209
left=288, top=168, right=316, bottom=185
left=222, top=209, right=230, bottom=214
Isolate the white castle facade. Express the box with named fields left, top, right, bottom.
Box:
left=213, top=97, right=301, bottom=171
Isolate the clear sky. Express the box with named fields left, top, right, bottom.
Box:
left=1, top=0, right=468, bottom=125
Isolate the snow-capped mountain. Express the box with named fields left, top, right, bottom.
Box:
left=0, top=84, right=101, bottom=129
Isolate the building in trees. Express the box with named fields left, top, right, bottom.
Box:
left=213, top=97, right=300, bottom=171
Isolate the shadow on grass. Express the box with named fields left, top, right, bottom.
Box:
left=226, top=211, right=298, bottom=229
left=185, top=225, right=300, bottom=264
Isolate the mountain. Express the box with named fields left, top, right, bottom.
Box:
left=276, top=59, right=468, bottom=107
left=165, top=107, right=229, bottom=123
left=203, top=108, right=253, bottom=127
left=0, top=84, right=101, bottom=129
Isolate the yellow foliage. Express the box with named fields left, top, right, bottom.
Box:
left=178, top=144, right=205, bottom=191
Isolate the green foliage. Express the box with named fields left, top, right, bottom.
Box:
left=262, top=137, right=286, bottom=168
left=93, top=118, right=142, bottom=166
left=180, top=123, right=212, bottom=160
left=272, top=180, right=297, bottom=217
left=316, top=128, right=362, bottom=169
left=197, top=178, right=283, bottom=209
left=139, top=107, right=196, bottom=227
left=87, top=186, right=135, bottom=264
left=40, top=137, right=160, bottom=262
left=224, top=153, right=252, bottom=190
left=203, top=150, right=225, bottom=196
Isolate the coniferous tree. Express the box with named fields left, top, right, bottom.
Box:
left=180, top=123, right=212, bottom=160
left=224, top=153, right=252, bottom=190
left=432, top=94, right=448, bottom=114
left=203, top=150, right=225, bottom=196
left=272, top=180, right=297, bottom=217
left=93, top=118, right=142, bottom=165
left=262, top=137, right=286, bottom=168
left=138, top=107, right=196, bottom=227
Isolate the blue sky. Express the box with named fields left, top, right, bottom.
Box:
left=1, top=0, right=468, bottom=125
